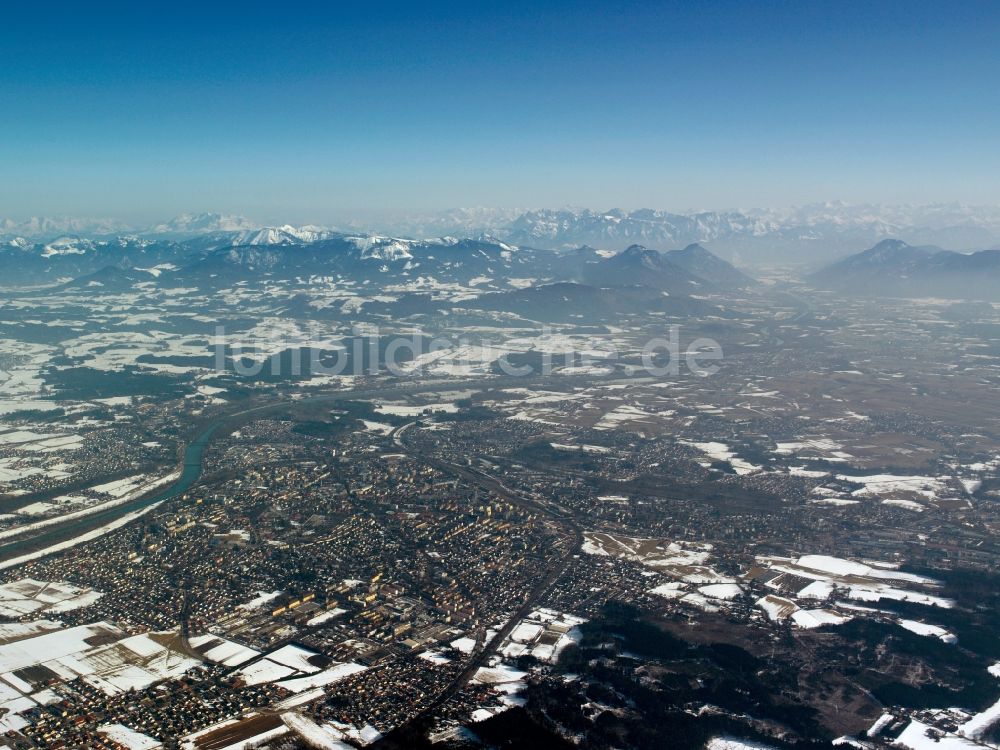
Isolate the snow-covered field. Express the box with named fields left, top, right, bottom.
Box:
left=705, top=737, right=777, bottom=750
left=748, top=554, right=957, bottom=637
left=0, top=619, right=204, bottom=732
left=498, top=608, right=585, bottom=664
left=0, top=500, right=168, bottom=571
left=681, top=440, right=762, bottom=475
left=0, top=470, right=178, bottom=543
left=188, top=634, right=261, bottom=667
left=0, top=577, right=103, bottom=617
left=97, top=724, right=162, bottom=750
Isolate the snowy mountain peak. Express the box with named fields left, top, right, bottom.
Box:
left=347, top=236, right=415, bottom=261
left=41, top=236, right=97, bottom=258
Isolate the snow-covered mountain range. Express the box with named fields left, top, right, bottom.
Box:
left=3, top=204, right=999, bottom=264
left=495, top=204, right=1000, bottom=259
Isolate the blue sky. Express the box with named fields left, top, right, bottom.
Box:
left=1, top=0, right=998, bottom=223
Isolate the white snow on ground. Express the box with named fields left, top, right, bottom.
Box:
left=239, top=659, right=295, bottom=685
left=398, top=343, right=514, bottom=377
left=360, top=420, right=394, bottom=435
left=90, top=475, right=150, bottom=497
left=450, top=636, right=477, bottom=654
left=495, top=609, right=586, bottom=665
left=680, top=592, right=720, bottom=613
left=705, top=737, right=778, bottom=750
left=883, top=498, right=926, bottom=512
left=870, top=657, right=1000, bottom=749
left=471, top=707, right=501, bottom=722
left=473, top=664, right=528, bottom=685
left=0, top=400, right=61, bottom=416
left=550, top=442, right=611, bottom=453
left=277, top=662, right=367, bottom=693
left=188, top=634, right=261, bottom=667
left=699, top=583, right=743, bottom=600
left=960, top=478, right=982, bottom=495
left=582, top=532, right=714, bottom=569
left=755, top=597, right=849, bottom=630
left=0, top=459, right=45, bottom=484
left=0, top=470, right=179, bottom=544
left=798, top=580, right=835, bottom=599
left=898, top=620, right=958, bottom=644
left=306, top=608, right=346, bottom=627
left=236, top=644, right=329, bottom=686
left=77, top=632, right=201, bottom=695
left=961, top=695, right=1000, bottom=741
left=97, top=724, right=162, bottom=750
left=343, top=723, right=383, bottom=746
left=510, top=622, right=544, bottom=643
left=649, top=582, right=687, bottom=599
left=594, top=405, right=659, bottom=431
left=0, top=578, right=103, bottom=617
left=785, top=555, right=936, bottom=584
left=776, top=439, right=842, bottom=454
left=0, top=622, right=120, bottom=672
left=238, top=590, right=283, bottom=610
left=791, top=609, right=852, bottom=629
left=418, top=651, right=451, bottom=665
left=682, top=440, right=762, bottom=475
left=0, top=500, right=167, bottom=571
left=836, top=472, right=951, bottom=500
left=753, top=554, right=953, bottom=609
left=895, top=720, right=982, bottom=750
left=775, top=438, right=855, bottom=463
left=0, top=620, right=64, bottom=643
left=847, top=585, right=953, bottom=609
left=281, top=712, right=353, bottom=749
left=756, top=595, right=798, bottom=622
left=267, top=644, right=323, bottom=673
left=788, top=466, right=830, bottom=478
left=0, top=430, right=61, bottom=446
left=0, top=621, right=201, bottom=700
left=867, top=712, right=895, bottom=737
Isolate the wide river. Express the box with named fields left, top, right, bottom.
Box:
left=0, top=421, right=222, bottom=559
left=0, top=372, right=604, bottom=563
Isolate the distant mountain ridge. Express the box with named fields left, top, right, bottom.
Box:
left=809, top=239, right=1000, bottom=300
left=0, top=226, right=756, bottom=313
left=0, top=216, right=133, bottom=238
left=582, top=244, right=707, bottom=294
left=4, top=204, right=999, bottom=264
left=145, top=212, right=258, bottom=235
left=665, top=243, right=756, bottom=289
left=495, top=205, right=1000, bottom=260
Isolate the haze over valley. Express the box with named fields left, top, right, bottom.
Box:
left=3, top=1, right=1000, bottom=748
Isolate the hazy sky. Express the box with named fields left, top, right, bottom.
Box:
left=2, top=0, right=998, bottom=224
